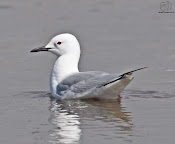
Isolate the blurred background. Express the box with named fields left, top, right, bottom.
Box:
left=0, top=0, right=175, bottom=144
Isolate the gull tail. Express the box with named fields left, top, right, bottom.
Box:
left=94, top=67, right=147, bottom=99
left=102, top=67, right=147, bottom=87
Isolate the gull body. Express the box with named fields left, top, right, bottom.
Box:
left=31, top=33, right=145, bottom=100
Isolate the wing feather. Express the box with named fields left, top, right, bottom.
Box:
left=57, top=71, right=120, bottom=96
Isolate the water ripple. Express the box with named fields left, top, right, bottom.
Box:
left=123, top=89, right=175, bottom=99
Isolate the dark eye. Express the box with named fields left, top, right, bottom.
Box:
left=57, top=42, right=62, bottom=45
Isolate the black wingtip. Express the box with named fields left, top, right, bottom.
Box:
left=99, top=67, right=147, bottom=88
left=123, top=67, right=147, bottom=75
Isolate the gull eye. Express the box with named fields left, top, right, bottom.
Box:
left=57, top=42, right=62, bottom=45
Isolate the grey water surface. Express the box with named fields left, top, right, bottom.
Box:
left=0, top=0, right=175, bottom=144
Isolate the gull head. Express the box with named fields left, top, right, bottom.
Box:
left=31, top=33, right=80, bottom=56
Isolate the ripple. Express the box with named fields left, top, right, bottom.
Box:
left=0, top=4, right=13, bottom=10
left=123, top=89, right=175, bottom=99
left=19, top=91, right=51, bottom=98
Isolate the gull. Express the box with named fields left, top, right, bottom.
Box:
left=31, top=33, right=146, bottom=100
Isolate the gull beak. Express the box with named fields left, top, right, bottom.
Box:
left=30, top=46, right=51, bottom=52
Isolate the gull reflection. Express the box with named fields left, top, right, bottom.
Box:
left=49, top=99, right=81, bottom=144
left=48, top=98, right=133, bottom=144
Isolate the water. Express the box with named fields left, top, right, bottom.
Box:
left=0, top=0, right=175, bottom=144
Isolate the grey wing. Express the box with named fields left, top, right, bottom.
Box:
left=56, top=67, right=146, bottom=98
left=56, top=71, right=121, bottom=97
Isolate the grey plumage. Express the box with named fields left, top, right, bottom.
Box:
left=56, top=67, right=147, bottom=99
left=57, top=71, right=121, bottom=97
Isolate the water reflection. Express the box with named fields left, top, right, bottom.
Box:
left=48, top=98, right=133, bottom=144
left=49, top=99, right=81, bottom=144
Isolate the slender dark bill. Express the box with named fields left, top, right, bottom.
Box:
left=30, top=46, right=51, bottom=52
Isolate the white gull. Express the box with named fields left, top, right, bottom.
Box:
left=31, top=33, right=146, bottom=100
